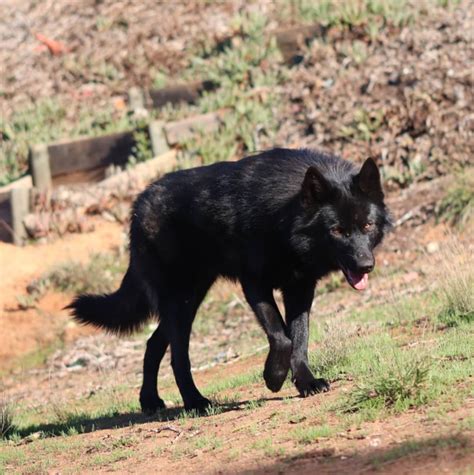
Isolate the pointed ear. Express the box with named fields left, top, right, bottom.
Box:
left=355, top=158, right=384, bottom=200
left=302, top=166, right=330, bottom=206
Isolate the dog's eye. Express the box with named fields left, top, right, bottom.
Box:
left=331, top=226, right=345, bottom=237
left=363, top=222, right=374, bottom=232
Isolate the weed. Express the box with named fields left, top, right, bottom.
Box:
left=0, top=446, right=26, bottom=468
left=204, top=405, right=225, bottom=417
left=243, top=399, right=266, bottom=411
left=293, top=424, right=334, bottom=444
left=435, top=237, right=473, bottom=327
left=90, top=448, right=133, bottom=467
left=434, top=327, right=473, bottom=387
left=31, top=251, right=128, bottom=296
left=436, top=0, right=461, bottom=7
left=342, top=40, right=369, bottom=65
left=152, top=69, right=169, bottom=89
left=177, top=11, right=283, bottom=165
left=227, top=448, right=241, bottom=461
left=129, top=124, right=153, bottom=165
left=111, top=435, right=139, bottom=449
left=436, top=170, right=473, bottom=228
left=0, top=401, right=15, bottom=439
left=290, top=0, right=415, bottom=29
left=309, top=322, right=357, bottom=380
left=250, top=437, right=283, bottom=456
left=340, top=108, right=385, bottom=142
left=345, top=348, right=431, bottom=413
left=193, top=434, right=223, bottom=451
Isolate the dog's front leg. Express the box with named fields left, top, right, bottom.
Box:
left=283, top=280, right=330, bottom=397
left=241, top=280, right=292, bottom=392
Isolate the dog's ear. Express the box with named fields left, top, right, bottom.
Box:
left=302, top=166, right=330, bottom=206
left=355, top=158, right=384, bottom=201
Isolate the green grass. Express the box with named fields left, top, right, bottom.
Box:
left=0, top=99, right=152, bottom=186
left=287, top=0, right=461, bottom=32
left=202, top=369, right=262, bottom=398
left=89, top=448, right=134, bottom=468
left=285, top=0, right=418, bottom=30
left=309, top=322, right=356, bottom=380
left=1, top=274, right=472, bottom=471
left=349, top=292, right=440, bottom=328
left=1, top=0, right=463, bottom=186
left=0, top=10, right=284, bottom=185
left=339, top=108, right=385, bottom=142
left=0, top=446, right=27, bottom=470
left=345, top=347, right=431, bottom=413
left=176, top=12, right=283, bottom=165
left=293, top=424, right=334, bottom=444
left=250, top=437, right=285, bottom=457
left=193, top=434, right=223, bottom=451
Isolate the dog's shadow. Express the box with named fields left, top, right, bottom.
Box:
left=14, top=395, right=296, bottom=441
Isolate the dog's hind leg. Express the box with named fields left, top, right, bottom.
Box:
left=160, top=277, right=214, bottom=412
left=241, top=280, right=292, bottom=393
left=282, top=280, right=330, bottom=397
left=139, top=323, right=169, bottom=414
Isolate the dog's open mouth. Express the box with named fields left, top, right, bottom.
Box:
left=341, top=268, right=369, bottom=291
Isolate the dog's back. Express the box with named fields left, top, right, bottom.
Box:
left=131, top=148, right=357, bottom=280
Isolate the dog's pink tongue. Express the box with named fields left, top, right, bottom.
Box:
left=345, top=270, right=369, bottom=291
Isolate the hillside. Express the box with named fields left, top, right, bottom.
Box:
left=0, top=1, right=472, bottom=473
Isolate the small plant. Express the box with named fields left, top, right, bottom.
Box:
left=39, top=252, right=127, bottom=295
left=345, top=349, right=431, bottom=413
left=0, top=401, right=15, bottom=439
left=204, top=404, right=224, bottom=417
left=291, top=0, right=415, bottom=29
left=435, top=237, right=474, bottom=327
left=243, top=399, right=266, bottom=411
left=152, top=69, right=169, bottom=89
left=436, top=170, right=473, bottom=228
left=177, top=10, right=282, bottom=166
left=193, top=435, right=223, bottom=451
left=309, top=322, right=356, bottom=380
left=339, top=108, right=385, bottom=142
left=250, top=437, right=282, bottom=456
left=129, top=125, right=153, bottom=164
left=293, top=424, right=333, bottom=444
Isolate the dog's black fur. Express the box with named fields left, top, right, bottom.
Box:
left=68, top=148, right=391, bottom=413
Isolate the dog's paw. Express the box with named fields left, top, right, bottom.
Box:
left=140, top=391, right=166, bottom=414
left=263, top=339, right=292, bottom=392
left=295, top=376, right=330, bottom=397
left=184, top=397, right=213, bottom=413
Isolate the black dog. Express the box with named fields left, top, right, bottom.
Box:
left=68, top=148, right=391, bottom=412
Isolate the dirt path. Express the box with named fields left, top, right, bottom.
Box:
left=0, top=220, right=123, bottom=370
left=103, top=397, right=474, bottom=474
left=5, top=366, right=472, bottom=474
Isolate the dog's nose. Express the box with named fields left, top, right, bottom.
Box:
left=356, top=253, right=374, bottom=273
left=358, top=263, right=374, bottom=273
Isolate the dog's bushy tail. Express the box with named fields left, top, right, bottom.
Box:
left=67, top=267, right=151, bottom=334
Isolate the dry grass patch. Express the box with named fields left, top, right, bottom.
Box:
left=435, top=236, right=473, bottom=327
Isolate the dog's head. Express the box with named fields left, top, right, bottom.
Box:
left=301, top=158, right=392, bottom=290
